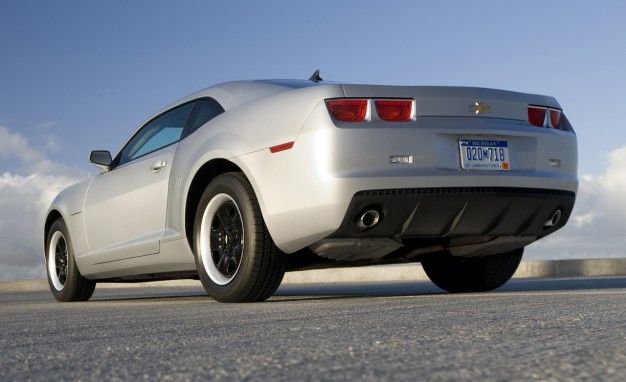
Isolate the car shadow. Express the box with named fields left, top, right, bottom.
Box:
left=272, top=276, right=626, bottom=301
left=84, top=276, right=626, bottom=303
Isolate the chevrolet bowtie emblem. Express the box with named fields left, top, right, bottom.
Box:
left=469, top=101, right=491, bottom=115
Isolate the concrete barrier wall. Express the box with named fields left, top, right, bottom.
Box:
left=515, top=258, right=626, bottom=278
left=282, top=258, right=626, bottom=285
left=1, top=258, right=625, bottom=293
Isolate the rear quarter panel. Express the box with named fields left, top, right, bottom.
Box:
left=166, top=84, right=345, bottom=240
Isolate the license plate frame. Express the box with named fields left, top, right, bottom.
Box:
left=459, top=139, right=510, bottom=171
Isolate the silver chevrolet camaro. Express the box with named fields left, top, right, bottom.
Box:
left=44, top=73, right=578, bottom=302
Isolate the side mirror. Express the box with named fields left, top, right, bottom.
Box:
left=89, top=150, right=112, bottom=172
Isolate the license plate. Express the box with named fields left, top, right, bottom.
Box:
left=459, top=139, right=510, bottom=171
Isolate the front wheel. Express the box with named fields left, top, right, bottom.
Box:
left=45, top=218, right=96, bottom=302
left=193, top=172, right=286, bottom=302
left=421, top=248, right=523, bottom=293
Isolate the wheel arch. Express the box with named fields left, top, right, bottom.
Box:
left=44, top=209, right=64, bottom=251
left=184, top=158, right=247, bottom=249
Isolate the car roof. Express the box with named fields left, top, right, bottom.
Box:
left=163, top=79, right=329, bottom=113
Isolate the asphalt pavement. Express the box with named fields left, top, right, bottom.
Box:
left=1, top=277, right=625, bottom=381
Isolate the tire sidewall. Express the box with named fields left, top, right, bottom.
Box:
left=193, top=174, right=260, bottom=301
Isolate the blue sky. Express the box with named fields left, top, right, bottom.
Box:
left=1, top=0, right=625, bottom=174
left=1, top=1, right=626, bottom=279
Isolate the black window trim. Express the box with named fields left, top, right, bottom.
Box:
left=110, top=97, right=223, bottom=170
left=180, top=96, right=225, bottom=140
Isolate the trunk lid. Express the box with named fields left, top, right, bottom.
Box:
left=340, top=84, right=560, bottom=121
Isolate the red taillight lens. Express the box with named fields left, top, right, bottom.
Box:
left=325, top=99, right=367, bottom=122
left=549, top=109, right=562, bottom=129
left=528, top=106, right=547, bottom=127
left=374, top=99, right=412, bottom=122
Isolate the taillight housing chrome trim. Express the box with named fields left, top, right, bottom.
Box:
left=548, top=108, right=562, bottom=129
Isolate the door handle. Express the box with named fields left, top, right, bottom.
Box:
left=150, top=161, right=168, bottom=172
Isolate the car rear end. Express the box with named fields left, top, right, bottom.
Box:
left=327, top=85, right=576, bottom=186
left=277, top=84, right=577, bottom=259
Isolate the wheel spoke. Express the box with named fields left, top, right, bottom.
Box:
left=225, top=257, right=237, bottom=275
left=56, top=251, right=65, bottom=266
left=232, top=243, right=243, bottom=260
left=216, top=206, right=232, bottom=226
left=232, top=256, right=239, bottom=272
left=58, top=269, right=66, bottom=284
left=210, top=228, right=221, bottom=244
left=216, top=251, right=229, bottom=274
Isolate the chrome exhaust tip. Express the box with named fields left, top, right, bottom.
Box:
left=544, top=209, right=562, bottom=228
left=356, top=209, right=381, bottom=230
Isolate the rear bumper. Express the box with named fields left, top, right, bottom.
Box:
left=331, top=187, right=575, bottom=239
left=308, top=187, right=575, bottom=261
left=239, top=107, right=578, bottom=254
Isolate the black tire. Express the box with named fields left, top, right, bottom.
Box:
left=45, top=218, right=96, bottom=302
left=193, top=172, right=286, bottom=302
left=421, top=248, right=523, bottom=293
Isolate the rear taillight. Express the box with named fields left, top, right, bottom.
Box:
left=326, top=98, right=415, bottom=123
left=528, top=105, right=566, bottom=130
left=325, top=99, right=368, bottom=122
left=374, top=99, right=412, bottom=122
left=549, top=108, right=562, bottom=129
left=528, top=106, right=547, bottom=127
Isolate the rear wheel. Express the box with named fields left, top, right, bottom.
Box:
left=193, top=172, right=286, bottom=302
left=45, top=218, right=96, bottom=302
left=421, top=248, right=523, bottom=293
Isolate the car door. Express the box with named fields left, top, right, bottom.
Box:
left=83, top=101, right=195, bottom=264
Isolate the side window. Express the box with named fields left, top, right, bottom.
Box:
left=118, top=102, right=194, bottom=165
left=184, top=98, right=225, bottom=138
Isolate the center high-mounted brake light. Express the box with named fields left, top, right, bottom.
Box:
left=375, top=99, right=412, bottom=122
left=325, top=99, right=368, bottom=122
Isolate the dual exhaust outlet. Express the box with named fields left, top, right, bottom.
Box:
left=355, top=208, right=381, bottom=230
left=544, top=209, right=562, bottom=228
left=355, top=207, right=563, bottom=231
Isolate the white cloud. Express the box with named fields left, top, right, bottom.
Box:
left=0, top=126, right=79, bottom=175
left=43, top=134, right=61, bottom=152
left=526, top=146, right=626, bottom=259
left=0, top=126, right=87, bottom=280
left=0, top=126, right=41, bottom=164
left=0, top=172, right=82, bottom=279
